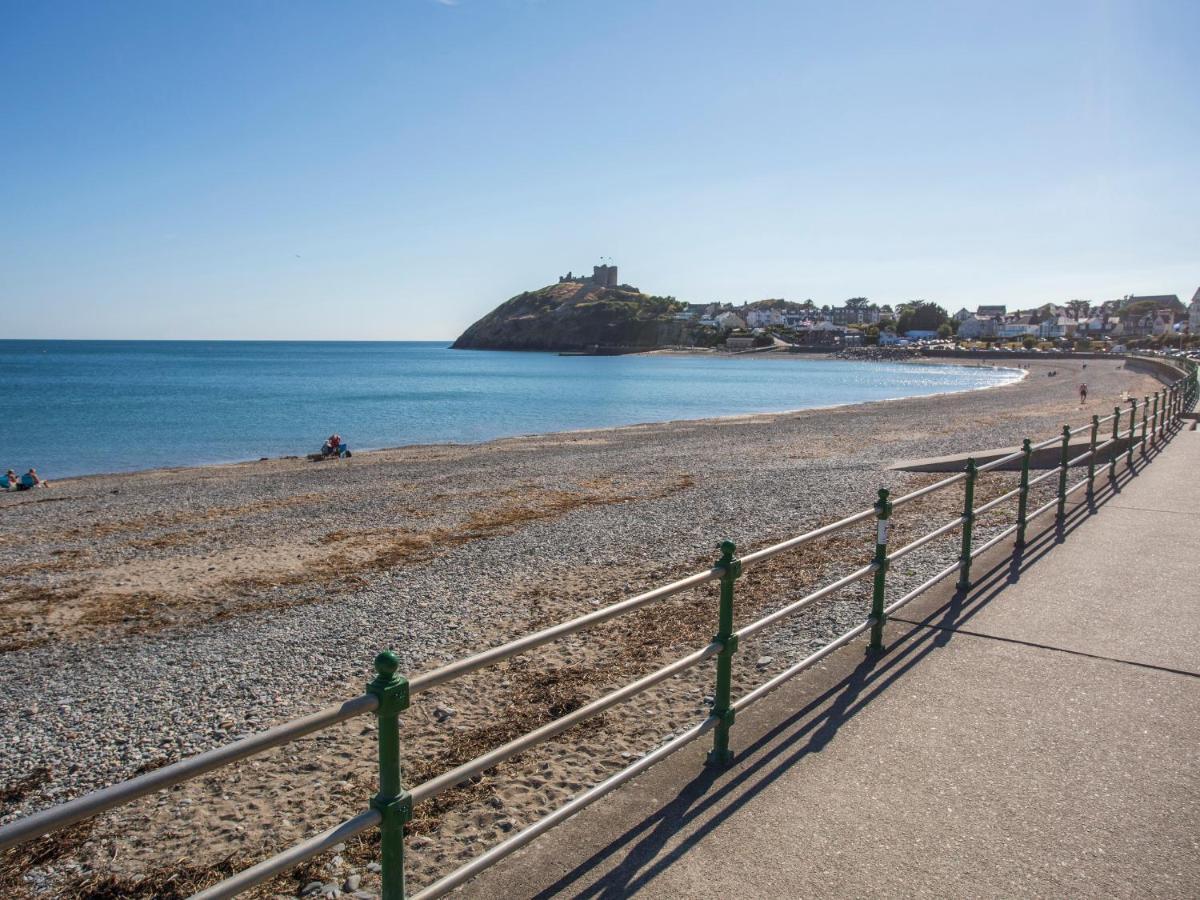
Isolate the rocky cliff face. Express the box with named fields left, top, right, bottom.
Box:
left=451, top=281, right=694, bottom=351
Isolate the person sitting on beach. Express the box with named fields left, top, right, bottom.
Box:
left=1, top=470, right=16, bottom=491
left=17, top=469, right=42, bottom=490
left=321, top=434, right=341, bottom=457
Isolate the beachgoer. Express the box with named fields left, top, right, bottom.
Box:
left=1, top=470, right=16, bottom=491
left=1079, top=383, right=1088, bottom=404
left=17, top=469, right=41, bottom=490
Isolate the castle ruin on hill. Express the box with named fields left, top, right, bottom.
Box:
left=559, top=263, right=619, bottom=288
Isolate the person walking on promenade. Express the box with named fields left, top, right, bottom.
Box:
left=1079, top=383, right=1088, bottom=404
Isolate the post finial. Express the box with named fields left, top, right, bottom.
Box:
left=374, top=650, right=400, bottom=679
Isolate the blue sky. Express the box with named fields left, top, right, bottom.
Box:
left=2, top=0, right=1197, bottom=340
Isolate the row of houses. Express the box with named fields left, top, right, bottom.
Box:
left=955, top=292, right=1200, bottom=342
left=674, top=300, right=898, bottom=330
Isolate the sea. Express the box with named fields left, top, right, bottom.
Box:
left=0, top=341, right=1020, bottom=479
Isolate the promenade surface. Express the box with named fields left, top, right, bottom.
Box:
left=466, top=426, right=1200, bottom=898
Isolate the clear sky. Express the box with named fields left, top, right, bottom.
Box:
left=2, top=0, right=1197, bottom=340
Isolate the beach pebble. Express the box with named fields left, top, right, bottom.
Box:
left=365, top=863, right=382, bottom=874
left=343, top=874, right=361, bottom=891
left=300, top=882, right=324, bottom=897
left=433, top=705, right=456, bottom=722
left=755, top=656, right=774, bottom=669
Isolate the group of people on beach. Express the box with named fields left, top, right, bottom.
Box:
left=319, top=433, right=351, bottom=459
left=2, top=468, right=45, bottom=491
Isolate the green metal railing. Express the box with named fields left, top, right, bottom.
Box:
left=0, top=362, right=1194, bottom=900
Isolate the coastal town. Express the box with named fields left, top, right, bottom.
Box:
left=676, top=288, right=1200, bottom=351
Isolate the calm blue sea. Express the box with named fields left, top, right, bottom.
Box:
left=0, top=341, right=1019, bottom=479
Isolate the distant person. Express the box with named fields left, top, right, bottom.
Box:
left=1079, top=383, right=1088, bottom=404
left=17, top=469, right=42, bottom=490
left=1, top=470, right=16, bottom=491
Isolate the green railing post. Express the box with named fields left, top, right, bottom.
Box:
left=1015, top=438, right=1032, bottom=549
left=868, top=488, right=893, bottom=655
left=1151, top=392, right=1160, bottom=448
left=367, top=651, right=412, bottom=900
left=1086, top=415, right=1099, bottom=502
left=1109, top=405, right=1121, bottom=483
left=1140, top=395, right=1149, bottom=455
left=1056, top=424, right=1070, bottom=521
left=1126, top=398, right=1138, bottom=469
left=955, top=458, right=977, bottom=592
left=707, top=540, right=741, bottom=768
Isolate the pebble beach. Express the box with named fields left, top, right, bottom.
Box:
left=0, top=356, right=1165, bottom=898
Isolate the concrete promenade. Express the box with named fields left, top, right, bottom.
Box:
left=466, top=427, right=1199, bottom=898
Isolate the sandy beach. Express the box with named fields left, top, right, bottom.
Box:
left=0, top=356, right=1166, bottom=898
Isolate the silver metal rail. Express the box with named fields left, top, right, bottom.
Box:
left=408, top=566, right=723, bottom=694
left=735, top=563, right=876, bottom=641
left=409, top=640, right=721, bottom=804
left=975, top=447, right=1025, bottom=474
left=411, top=717, right=719, bottom=900
left=739, top=507, right=875, bottom=567
left=970, top=523, right=1020, bottom=558
left=883, top=559, right=964, bottom=615
left=733, top=620, right=873, bottom=713
left=886, top=517, right=965, bottom=562
left=192, top=809, right=381, bottom=900
left=890, top=471, right=966, bottom=509
left=973, top=485, right=1022, bottom=517
left=0, top=694, right=378, bottom=853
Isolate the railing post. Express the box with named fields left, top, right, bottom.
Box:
left=367, top=651, right=412, bottom=900
left=1126, top=398, right=1137, bottom=469
left=1141, top=395, right=1149, bottom=455
left=1086, top=415, right=1099, bottom=501
left=955, top=458, right=977, bottom=592
left=1109, top=405, right=1121, bottom=483
left=1015, top=438, right=1032, bottom=549
left=868, top=488, right=893, bottom=655
left=1056, top=424, right=1070, bottom=521
left=707, top=540, right=740, bottom=768
left=1151, top=392, right=1160, bottom=448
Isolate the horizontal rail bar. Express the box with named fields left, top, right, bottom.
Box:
left=1026, top=467, right=1061, bottom=489
left=733, top=619, right=873, bottom=713
left=739, top=507, right=875, bottom=568
left=970, top=523, right=1019, bottom=559
left=1068, top=422, right=1092, bottom=437
left=408, top=567, right=722, bottom=694
left=190, top=809, right=381, bottom=900
left=973, top=485, right=1022, bottom=517
left=883, top=559, right=964, bottom=615
left=410, top=641, right=720, bottom=804
left=735, top=563, right=875, bottom=642
left=1066, top=448, right=1096, bottom=467
left=411, top=717, right=719, bottom=900
left=886, top=517, right=965, bottom=563
left=889, top=471, right=967, bottom=509
left=1064, top=478, right=1089, bottom=498
left=1096, top=412, right=1117, bottom=426
left=0, top=694, right=378, bottom=853
left=975, top=448, right=1026, bottom=473
left=1030, top=433, right=1063, bottom=451
left=1027, top=495, right=1060, bottom=523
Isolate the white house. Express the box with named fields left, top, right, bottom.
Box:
left=714, top=311, right=747, bottom=330
left=957, top=316, right=998, bottom=340
left=1189, top=288, right=1200, bottom=333
left=953, top=308, right=973, bottom=322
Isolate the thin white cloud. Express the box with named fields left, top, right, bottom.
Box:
left=436, top=0, right=459, bottom=6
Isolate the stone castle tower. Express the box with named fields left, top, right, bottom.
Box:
left=559, top=263, right=619, bottom=287
left=592, top=264, right=618, bottom=287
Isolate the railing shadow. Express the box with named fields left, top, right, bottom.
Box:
left=528, top=430, right=1176, bottom=899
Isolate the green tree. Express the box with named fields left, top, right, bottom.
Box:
left=897, top=301, right=949, bottom=334
left=938, top=323, right=953, bottom=339
left=1022, top=335, right=1037, bottom=349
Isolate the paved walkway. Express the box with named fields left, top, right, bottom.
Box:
left=466, top=427, right=1200, bottom=898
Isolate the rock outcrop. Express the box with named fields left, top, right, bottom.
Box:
left=451, top=281, right=695, bottom=352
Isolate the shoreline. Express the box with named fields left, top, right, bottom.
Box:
left=31, top=357, right=1025, bottom=486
